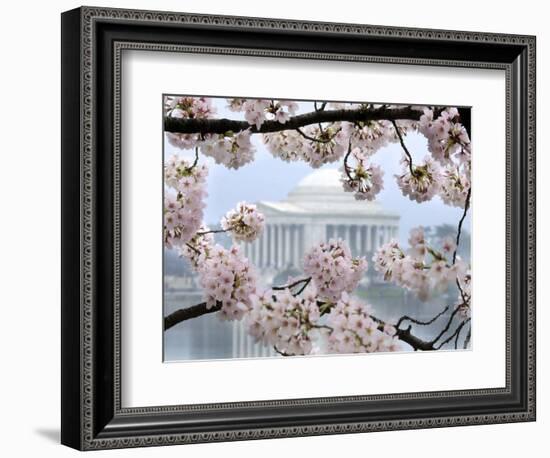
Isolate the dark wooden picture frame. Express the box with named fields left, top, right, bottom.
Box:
left=61, top=6, right=536, bottom=450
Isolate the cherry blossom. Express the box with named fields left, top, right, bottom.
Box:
left=439, top=164, right=471, bottom=208
left=246, top=284, right=321, bottom=355
left=199, top=129, right=255, bottom=169
left=164, top=96, right=216, bottom=151
left=222, top=202, right=265, bottom=243
left=303, top=239, right=367, bottom=302
left=395, top=155, right=442, bottom=203
left=300, top=125, right=348, bottom=168
left=196, top=244, right=258, bottom=321
left=177, top=226, right=214, bottom=268
left=341, top=120, right=396, bottom=154
left=163, top=155, right=208, bottom=248
left=373, top=227, right=468, bottom=301
left=326, top=293, right=401, bottom=353
left=341, top=147, right=384, bottom=201
left=227, top=99, right=300, bottom=130
left=262, top=129, right=306, bottom=162
left=418, top=107, right=471, bottom=165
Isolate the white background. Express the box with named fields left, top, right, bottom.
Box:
left=123, top=52, right=505, bottom=406
left=0, top=0, right=546, bottom=456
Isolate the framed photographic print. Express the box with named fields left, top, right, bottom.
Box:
left=61, top=6, right=536, bottom=450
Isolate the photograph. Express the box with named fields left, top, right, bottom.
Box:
left=162, top=96, right=472, bottom=361
left=56, top=4, right=537, bottom=451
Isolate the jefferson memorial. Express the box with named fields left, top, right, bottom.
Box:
left=242, top=168, right=400, bottom=275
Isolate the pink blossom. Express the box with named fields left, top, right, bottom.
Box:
left=222, top=202, right=265, bottom=242
left=196, top=244, right=258, bottom=321
left=340, top=147, right=384, bottom=201
left=326, top=293, right=399, bottom=354
left=163, top=155, right=208, bottom=248
left=395, top=155, right=442, bottom=203
left=199, top=130, right=255, bottom=169
left=246, top=284, right=321, bottom=355
left=303, top=239, right=367, bottom=302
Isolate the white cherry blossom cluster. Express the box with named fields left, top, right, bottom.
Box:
left=341, top=147, right=384, bottom=201
left=303, top=238, right=368, bottom=303
left=300, top=125, right=348, bottom=168
left=199, top=130, right=255, bottom=169
left=326, top=293, right=400, bottom=354
left=165, top=96, right=216, bottom=119
left=341, top=120, right=396, bottom=154
left=221, top=202, right=265, bottom=243
left=262, top=129, right=305, bottom=162
left=246, top=285, right=321, bottom=355
left=373, top=227, right=467, bottom=301
left=439, top=164, right=471, bottom=208
left=164, top=96, right=216, bottom=151
left=227, top=98, right=299, bottom=129
left=196, top=244, right=258, bottom=321
left=418, top=107, right=471, bottom=165
left=177, top=226, right=214, bottom=268
left=263, top=124, right=348, bottom=168
left=163, top=155, right=208, bottom=248
left=395, top=155, right=443, bottom=203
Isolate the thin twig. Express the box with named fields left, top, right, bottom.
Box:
left=343, top=139, right=355, bottom=181
left=395, top=305, right=450, bottom=330
left=463, top=325, right=472, bottom=349
left=196, top=227, right=232, bottom=236
left=273, top=346, right=291, bottom=357
left=185, top=242, right=200, bottom=256
left=190, top=147, right=199, bottom=169
left=436, top=318, right=471, bottom=349
left=430, top=306, right=462, bottom=346
left=452, top=187, right=472, bottom=265
left=272, top=277, right=311, bottom=292
left=391, top=120, right=416, bottom=177
left=295, top=127, right=333, bottom=144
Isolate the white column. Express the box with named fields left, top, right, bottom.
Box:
left=355, top=225, right=361, bottom=256
left=293, top=226, right=300, bottom=267
left=277, top=224, right=284, bottom=268
left=267, top=225, right=272, bottom=267
left=261, top=226, right=268, bottom=268
left=284, top=225, right=291, bottom=267
left=371, top=226, right=377, bottom=252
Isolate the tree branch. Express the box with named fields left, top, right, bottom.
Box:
left=164, top=302, right=221, bottom=330
left=368, top=315, right=435, bottom=351
left=164, top=106, right=427, bottom=136
left=164, top=299, right=436, bottom=351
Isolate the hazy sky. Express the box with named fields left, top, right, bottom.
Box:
left=164, top=97, right=470, bottom=245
